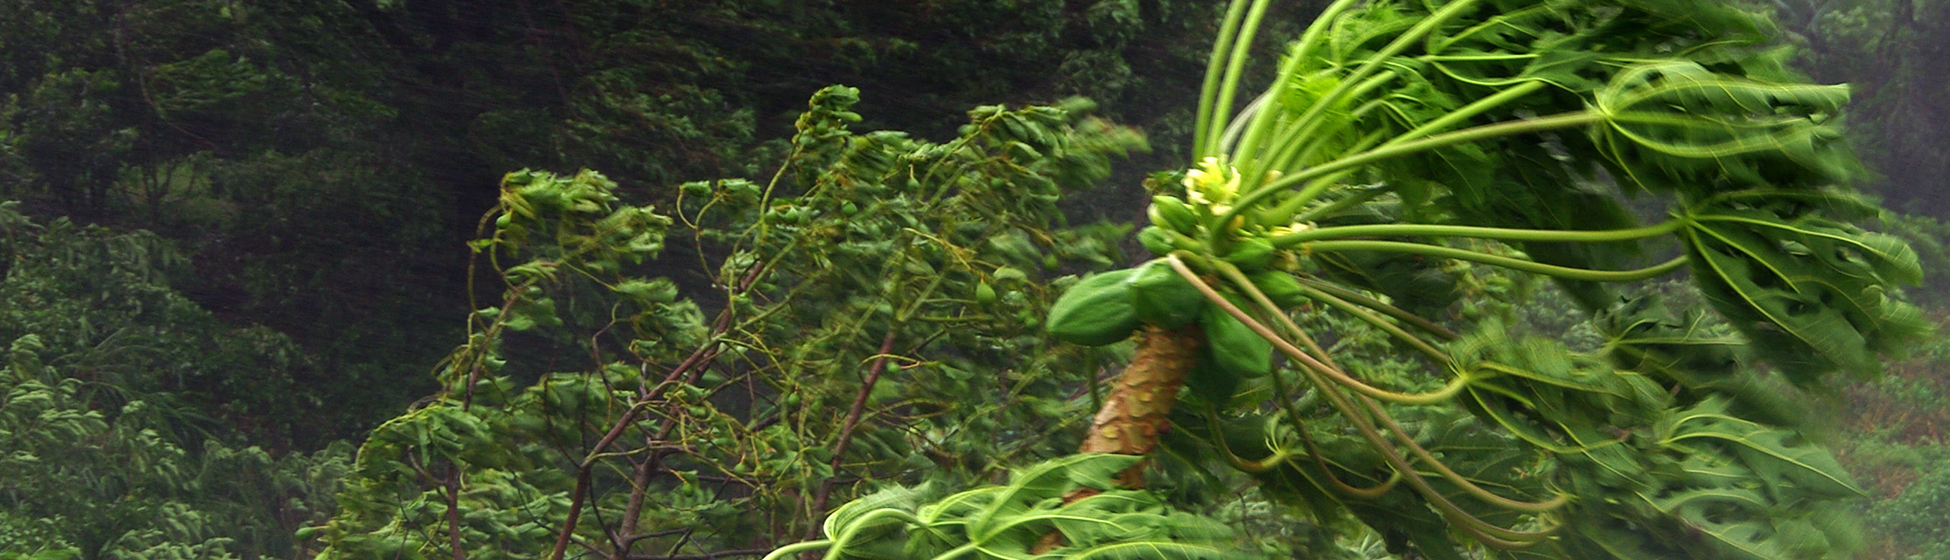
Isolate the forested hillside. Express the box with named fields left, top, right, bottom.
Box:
left=0, top=0, right=1261, bottom=444
left=2, top=1, right=1947, bottom=559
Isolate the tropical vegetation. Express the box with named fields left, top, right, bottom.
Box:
left=2, top=1, right=1949, bottom=560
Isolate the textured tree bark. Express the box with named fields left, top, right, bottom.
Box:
left=1077, top=324, right=1204, bottom=486
left=1036, top=324, right=1204, bottom=553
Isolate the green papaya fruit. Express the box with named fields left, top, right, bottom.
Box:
left=1147, top=205, right=1172, bottom=230
left=1224, top=237, right=1276, bottom=271
left=1151, top=196, right=1201, bottom=234
left=1138, top=226, right=1176, bottom=256
left=1046, top=270, right=1141, bottom=346
left=1128, top=260, right=1206, bottom=328
left=1200, top=295, right=1273, bottom=379
left=1248, top=271, right=1308, bottom=309
left=1183, top=349, right=1242, bottom=407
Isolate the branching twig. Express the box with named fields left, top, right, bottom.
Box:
left=804, top=330, right=902, bottom=543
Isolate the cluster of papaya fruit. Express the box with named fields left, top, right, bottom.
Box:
left=1138, top=196, right=1287, bottom=273
left=1045, top=257, right=1315, bottom=401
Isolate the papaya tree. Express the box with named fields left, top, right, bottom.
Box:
left=786, top=0, right=1928, bottom=559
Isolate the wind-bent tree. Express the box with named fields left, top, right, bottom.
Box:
left=318, top=1, right=1925, bottom=559
left=793, top=0, right=1926, bottom=559
left=314, top=91, right=1153, bottom=559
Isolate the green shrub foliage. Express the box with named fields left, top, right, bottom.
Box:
left=0, top=202, right=351, bottom=560
left=315, top=89, right=1148, bottom=558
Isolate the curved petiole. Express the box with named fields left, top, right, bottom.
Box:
left=1304, top=239, right=1688, bottom=282
left=1183, top=260, right=1462, bottom=406
left=1266, top=367, right=1404, bottom=500
left=1291, top=276, right=1458, bottom=340
left=1361, top=394, right=1570, bottom=514
left=1168, top=256, right=1563, bottom=543
left=1213, top=111, right=1606, bottom=241
left=823, top=508, right=926, bottom=560
left=1204, top=409, right=1294, bottom=473
left=1296, top=357, right=1560, bottom=544
left=761, top=540, right=832, bottom=560
left=1273, top=218, right=1685, bottom=246
left=1313, top=370, right=1563, bottom=543
left=1291, top=281, right=1452, bottom=363
left=1212, top=261, right=1465, bottom=402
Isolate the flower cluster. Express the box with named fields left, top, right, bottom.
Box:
left=1183, top=156, right=1241, bottom=214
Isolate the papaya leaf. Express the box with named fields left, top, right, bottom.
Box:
left=1682, top=197, right=1930, bottom=381
left=967, top=454, right=1142, bottom=540
left=1676, top=514, right=1789, bottom=560
left=813, top=455, right=1251, bottom=560
left=824, top=483, right=937, bottom=540
left=1657, top=398, right=1862, bottom=498
left=1596, top=296, right=1746, bottom=388
left=1594, top=62, right=1856, bottom=195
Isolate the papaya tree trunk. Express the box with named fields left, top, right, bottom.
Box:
left=1077, top=324, right=1203, bottom=487
left=1035, top=324, right=1204, bottom=553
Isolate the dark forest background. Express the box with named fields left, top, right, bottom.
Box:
left=2, top=1, right=1947, bottom=558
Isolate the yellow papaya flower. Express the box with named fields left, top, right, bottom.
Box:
left=1182, top=156, right=1241, bottom=214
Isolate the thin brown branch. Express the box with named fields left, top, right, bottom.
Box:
left=548, top=467, right=595, bottom=560
left=805, top=330, right=902, bottom=539
left=615, top=442, right=658, bottom=553
left=445, top=464, right=466, bottom=560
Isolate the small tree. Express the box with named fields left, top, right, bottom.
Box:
left=315, top=90, right=1151, bottom=559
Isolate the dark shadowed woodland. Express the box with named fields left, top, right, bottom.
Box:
left=3, top=1, right=1949, bottom=559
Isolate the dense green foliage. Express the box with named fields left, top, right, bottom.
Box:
left=0, top=202, right=349, bottom=559
left=315, top=91, right=1150, bottom=558
left=0, top=0, right=1251, bottom=443
left=0, top=0, right=1948, bottom=559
